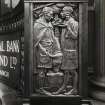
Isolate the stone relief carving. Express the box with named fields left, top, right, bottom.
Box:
left=33, top=2, right=79, bottom=96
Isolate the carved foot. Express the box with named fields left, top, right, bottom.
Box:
left=64, top=88, right=78, bottom=95
left=40, top=88, right=53, bottom=96
left=52, top=86, right=66, bottom=95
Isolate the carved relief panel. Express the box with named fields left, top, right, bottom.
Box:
left=33, top=2, right=79, bottom=96
left=24, top=0, right=88, bottom=97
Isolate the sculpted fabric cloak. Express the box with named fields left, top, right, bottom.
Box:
left=33, top=17, right=62, bottom=70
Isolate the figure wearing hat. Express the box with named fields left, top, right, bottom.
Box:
left=53, top=6, right=78, bottom=95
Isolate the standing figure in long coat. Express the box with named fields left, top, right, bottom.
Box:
left=33, top=7, right=63, bottom=93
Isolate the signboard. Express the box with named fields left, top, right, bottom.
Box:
left=0, top=34, right=20, bottom=88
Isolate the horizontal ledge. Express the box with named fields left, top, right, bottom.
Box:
left=31, top=94, right=81, bottom=98
left=89, top=77, right=105, bottom=88
left=90, top=91, right=105, bottom=102
left=24, top=0, right=88, bottom=3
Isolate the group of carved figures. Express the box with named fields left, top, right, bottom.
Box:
left=33, top=3, right=79, bottom=96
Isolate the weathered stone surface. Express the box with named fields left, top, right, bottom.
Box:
left=0, top=83, right=18, bottom=105
left=90, top=0, right=105, bottom=101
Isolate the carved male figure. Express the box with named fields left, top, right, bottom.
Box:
left=33, top=7, right=62, bottom=93
left=53, top=6, right=78, bottom=95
